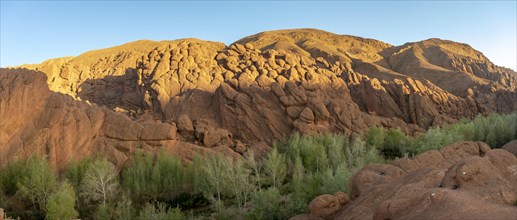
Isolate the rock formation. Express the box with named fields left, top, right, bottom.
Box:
left=1, top=29, right=517, bottom=169
left=503, top=140, right=517, bottom=157
left=292, top=141, right=517, bottom=219
left=0, top=69, right=241, bottom=170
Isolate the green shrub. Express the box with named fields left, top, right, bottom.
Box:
left=382, top=129, right=407, bottom=158
left=414, top=126, right=464, bottom=154
left=345, top=138, right=384, bottom=169
left=406, top=112, right=517, bottom=154
left=113, top=193, right=135, bottom=220
left=320, top=163, right=352, bottom=195
left=93, top=203, right=111, bottom=220
left=136, top=202, right=186, bottom=220
left=247, top=187, right=282, bottom=220
left=477, top=113, right=517, bottom=147
left=283, top=133, right=348, bottom=173
left=152, top=153, right=189, bottom=199
left=46, top=181, right=78, bottom=220
left=367, top=127, right=385, bottom=149
left=122, top=152, right=195, bottom=206
left=303, top=172, right=324, bottom=200
left=277, top=132, right=384, bottom=217
left=451, top=119, right=476, bottom=140
left=1, top=212, right=20, bottom=220
left=452, top=112, right=517, bottom=148
left=0, top=160, right=26, bottom=196
left=282, top=193, right=308, bottom=219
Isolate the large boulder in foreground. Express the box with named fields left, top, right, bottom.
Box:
left=502, top=140, right=517, bottom=157
left=292, top=141, right=517, bottom=219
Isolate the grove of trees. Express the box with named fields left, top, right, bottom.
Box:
left=0, top=112, right=516, bottom=219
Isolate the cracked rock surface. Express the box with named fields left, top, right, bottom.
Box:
left=2, top=29, right=517, bottom=170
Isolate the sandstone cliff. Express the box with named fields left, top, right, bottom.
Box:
left=2, top=29, right=516, bottom=168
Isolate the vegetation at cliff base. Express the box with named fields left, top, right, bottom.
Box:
left=370, top=112, right=517, bottom=158
left=0, top=112, right=516, bottom=219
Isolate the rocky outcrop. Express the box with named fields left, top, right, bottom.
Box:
left=0, top=69, right=240, bottom=170
left=17, top=30, right=516, bottom=135
left=2, top=29, right=517, bottom=168
left=293, top=141, right=517, bottom=219
left=502, top=140, right=517, bottom=157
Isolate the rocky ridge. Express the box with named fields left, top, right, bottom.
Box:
left=1, top=28, right=517, bottom=169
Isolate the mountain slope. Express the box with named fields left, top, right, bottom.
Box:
left=2, top=28, right=516, bottom=169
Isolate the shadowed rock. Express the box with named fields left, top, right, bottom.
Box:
left=2, top=29, right=517, bottom=169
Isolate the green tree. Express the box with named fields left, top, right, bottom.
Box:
left=226, top=158, right=254, bottom=213
left=264, top=148, right=287, bottom=188
left=65, top=158, right=93, bottom=216
left=286, top=157, right=308, bottom=217
left=121, top=153, right=155, bottom=203
left=319, top=134, right=345, bottom=171
left=290, top=157, right=305, bottom=195
left=246, top=151, right=262, bottom=187
left=80, top=158, right=119, bottom=206
left=289, top=135, right=331, bottom=172
left=151, top=152, right=188, bottom=199
left=18, top=155, right=57, bottom=211
left=46, top=181, right=78, bottom=220
left=65, top=158, right=93, bottom=192
left=198, top=156, right=228, bottom=213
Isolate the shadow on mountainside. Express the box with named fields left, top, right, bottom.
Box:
left=77, top=67, right=147, bottom=112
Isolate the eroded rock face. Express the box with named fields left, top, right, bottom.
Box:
left=0, top=69, right=240, bottom=170
left=293, top=141, right=517, bottom=220
left=2, top=29, right=517, bottom=169
left=17, top=30, right=517, bottom=138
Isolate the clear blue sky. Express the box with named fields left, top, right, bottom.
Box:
left=1, top=1, right=516, bottom=70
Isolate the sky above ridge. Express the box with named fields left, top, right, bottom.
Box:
left=1, top=1, right=516, bottom=70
